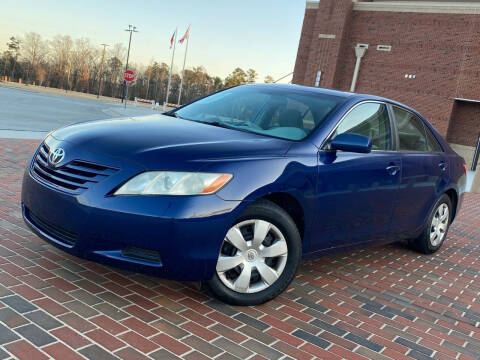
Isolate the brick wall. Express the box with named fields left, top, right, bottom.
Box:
left=455, top=19, right=480, bottom=101
left=448, top=101, right=480, bottom=147
left=294, top=0, right=354, bottom=88
left=292, top=7, right=318, bottom=85
left=292, top=3, right=480, bottom=139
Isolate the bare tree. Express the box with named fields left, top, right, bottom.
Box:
left=1, top=32, right=264, bottom=102
left=22, top=32, right=46, bottom=83
left=49, top=35, right=73, bottom=88
left=72, top=38, right=98, bottom=92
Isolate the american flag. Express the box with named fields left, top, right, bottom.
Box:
left=179, top=25, right=191, bottom=45
left=170, top=29, right=176, bottom=49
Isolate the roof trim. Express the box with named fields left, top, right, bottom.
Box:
left=306, top=1, right=320, bottom=9
left=455, top=97, right=480, bottom=103
left=354, top=2, right=480, bottom=14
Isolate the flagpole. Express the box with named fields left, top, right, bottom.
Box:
left=164, top=27, right=177, bottom=111
left=177, top=27, right=190, bottom=105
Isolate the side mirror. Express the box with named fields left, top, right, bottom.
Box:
left=330, top=133, right=372, bottom=153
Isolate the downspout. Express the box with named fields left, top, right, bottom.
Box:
left=350, top=45, right=367, bottom=92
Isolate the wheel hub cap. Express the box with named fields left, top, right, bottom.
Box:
left=216, top=219, right=288, bottom=294
left=430, top=203, right=449, bottom=247
left=246, top=249, right=258, bottom=262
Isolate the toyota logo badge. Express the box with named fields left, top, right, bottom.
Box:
left=48, top=148, right=65, bottom=166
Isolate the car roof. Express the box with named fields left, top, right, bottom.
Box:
left=241, top=84, right=417, bottom=113
left=240, top=83, right=355, bottom=99
left=352, top=92, right=422, bottom=117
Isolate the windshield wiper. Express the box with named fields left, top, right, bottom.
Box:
left=165, top=115, right=237, bottom=131
left=163, top=112, right=184, bottom=119
left=203, top=121, right=235, bottom=129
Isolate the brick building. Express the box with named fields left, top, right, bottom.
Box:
left=293, top=0, right=480, bottom=168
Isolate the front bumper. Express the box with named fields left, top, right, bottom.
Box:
left=22, top=167, right=243, bottom=281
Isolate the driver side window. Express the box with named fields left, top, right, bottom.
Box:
left=335, top=103, right=392, bottom=151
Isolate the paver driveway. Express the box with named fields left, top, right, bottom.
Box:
left=1, top=138, right=480, bottom=360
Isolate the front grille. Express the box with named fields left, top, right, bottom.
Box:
left=25, top=207, right=78, bottom=246
left=121, top=246, right=162, bottom=264
left=31, top=143, right=118, bottom=193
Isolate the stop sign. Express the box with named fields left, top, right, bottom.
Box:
left=123, top=69, right=135, bottom=82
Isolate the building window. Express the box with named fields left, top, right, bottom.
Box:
left=377, top=45, right=392, bottom=52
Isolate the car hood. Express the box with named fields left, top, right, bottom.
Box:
left=50, top=114, right=292, bottom=170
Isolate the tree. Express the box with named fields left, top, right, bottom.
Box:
left=212, top=76, right=223, bottom=90
left=6, top=37, right=21, bottom=80
left=264, top=75, right=275, bottom=83
left=2, top=51, right=11, bottom=77
left=144, top=61, right=169, bottom=102
left=178, top=66, right=215, bottom=104
left=22, top=32, right=47, bottom=83
left=49, top=35, right=73, bottom=88
left=224, top=67, right=248, bottom=87
left=109, top=43, right=126, bottom=66
left=247, top=68, right=258, bottom=83
left=1, top=31, right=262, bottom=101
left=106, top=56, right=123, bottom=98
left=71, top=38, right=97, bottom=92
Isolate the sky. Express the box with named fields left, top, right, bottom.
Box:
left=1, top=0, right=307, bottom=83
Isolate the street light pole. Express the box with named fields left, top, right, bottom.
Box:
left=122, top=25, right=138, bottom=103
left=97, top=43, right=109, bottom=99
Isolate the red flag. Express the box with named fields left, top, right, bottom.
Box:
left=170, top=29, right=176, bottom=49
left=179, top=25, right=190, bottom=45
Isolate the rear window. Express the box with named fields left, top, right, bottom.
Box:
left=425, top=125, right=443, bottom=152
left=393, top=106, right=428, bottom=152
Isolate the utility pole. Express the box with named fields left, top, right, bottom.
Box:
left=122, top=25, right=138, bottom=103
left=97, top=43, right=109, bottom=99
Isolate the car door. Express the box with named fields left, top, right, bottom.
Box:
left=312, top=102, right=401, bottom=251
left=390, top=106, right=449, bottom=238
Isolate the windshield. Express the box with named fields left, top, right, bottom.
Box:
left=174, top=86, right=345, bottom=141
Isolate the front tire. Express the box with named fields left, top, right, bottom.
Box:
left=207, top=200, right=301, bottom=305
left=412, top=194, right=452, bottom=254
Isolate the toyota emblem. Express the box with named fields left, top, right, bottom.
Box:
left=48, top=148, right=65, bottom=166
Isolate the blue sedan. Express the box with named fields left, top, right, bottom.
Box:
left=21, top=84, right=467, bottom=305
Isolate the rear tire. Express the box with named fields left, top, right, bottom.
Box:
left=206, top=199, right=301, bottom=306
left=412, top=194, right=452, bottom=254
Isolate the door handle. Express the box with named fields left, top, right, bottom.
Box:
left=438, top=162, right=447, bottom=171
left=386, top=165, right=400, bottom=176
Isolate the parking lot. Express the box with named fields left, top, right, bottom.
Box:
left=0, top=135, right=479, bottom=359
left=0, top=85, right=156, bottom=139
left=1, top=85, right=480, bottom=360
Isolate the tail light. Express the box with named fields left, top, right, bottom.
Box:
left=462, top=162, right=467, bottom=175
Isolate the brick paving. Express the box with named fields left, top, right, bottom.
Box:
left=1, top=137, right=480, bottom=360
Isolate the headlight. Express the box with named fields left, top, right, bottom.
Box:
left=44, top=131, right=54, bottom=142
left=114, top=171, right=233, bottom=195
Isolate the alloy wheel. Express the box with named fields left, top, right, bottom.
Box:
left=216, top=219, right=288, bottom=293
left=430, top=203, right=449, bottom=247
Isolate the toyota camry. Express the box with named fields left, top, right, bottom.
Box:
left=21, top=84, right=466, bottom=305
